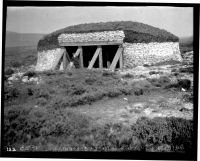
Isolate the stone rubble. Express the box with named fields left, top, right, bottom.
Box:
left=7, top=71, right=41, bottom=85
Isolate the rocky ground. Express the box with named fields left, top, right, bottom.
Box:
left=4, top=50, right=194, bottom=152
left=71, top=53, right=193, bottom=126
left=5, top=51, right=194, bottom=124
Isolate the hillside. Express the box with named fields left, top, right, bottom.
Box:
left=179, top=36, right=193, bottom=45
left=179, top=36, right=193, bottom=54
left=37, top=21, right=179, bottom=51
left=6, top=31, right=45, bottom=47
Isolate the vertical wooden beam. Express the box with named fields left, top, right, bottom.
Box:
left=107, top=61, right=110, bottom=68
left=63, top=50, right=67, bottom=70
left=79, top=46, right=84, bottom=68
left=119, top=47, right=123, bottom=69
left=88, top=46, right=101, bottom=69
left=98, top=46, right=103, bottom=68
left=110, top=46, right=123, bottom=70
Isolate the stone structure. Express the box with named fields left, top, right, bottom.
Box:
left=35, top=30, right=182, bottom=71
left=58, top=30, right=125, bottom=43
left=35, top=48, right=65, bottom=71
left=123, top=42, right=182, bottom=68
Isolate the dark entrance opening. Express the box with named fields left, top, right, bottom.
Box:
left=65, top=46, right=79, bottom=67
left=64, top=45, right=120, bottom=69
left=82, top=46, right=98, bottom=68
left=65, top=46, right=78, bottom=59
left=81, top=45, right=120, bottom=68
left=102, top=45, right=119, bottom=68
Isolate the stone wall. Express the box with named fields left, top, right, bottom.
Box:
left=35, top=48, right=65, bottom=71
left=58, top=30, right=125, bottom=43
left=123, top=42, right=182, bottom=68
left=35, top=35, right=182, bottom=71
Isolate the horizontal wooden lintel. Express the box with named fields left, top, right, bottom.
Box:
left=59, top=40, right=123, bottom=46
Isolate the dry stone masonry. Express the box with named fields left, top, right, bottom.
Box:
left=58, top=30, right=125, bottom=43
left=35, top=30, right=182, bottom=71
left=123, top=42, right=182, bottom=68
left=35, top=48, right=65, bottom=71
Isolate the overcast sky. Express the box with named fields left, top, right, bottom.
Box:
left=6, top=6, right=193, bottom=38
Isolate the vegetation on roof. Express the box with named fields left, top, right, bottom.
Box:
left=37, top=21, right=179, bottom=51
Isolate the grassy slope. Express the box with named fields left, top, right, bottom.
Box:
left=5, top=46, right=37, bottom=68
left=37, top=21, right=179, bottom=51
left=4, top=68, right=193, bottom=152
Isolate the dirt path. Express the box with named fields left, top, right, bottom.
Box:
left=66, top=89, right=193, bottom=126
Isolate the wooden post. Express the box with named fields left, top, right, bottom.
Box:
left=79, top=46, right=83, bottom=68
left=98, top=46, right=103, bottom=68
left=63, top=50, right=67, bottom=70
left=119, top=47, right=123, bottom=69
left=88, top=46, right=101, bottom=69
left=110, top=46, right=123, bottom=70
left=107, top=61, right=110, bottom=68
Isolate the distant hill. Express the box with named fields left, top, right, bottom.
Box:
left=179, top=36, right=193, bottom=54
left=179, top=36, right=193, bottom=45
left=6, top=31, right=45, bottom=47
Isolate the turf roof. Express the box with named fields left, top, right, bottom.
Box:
left=37, top=21, right=179, bottom=51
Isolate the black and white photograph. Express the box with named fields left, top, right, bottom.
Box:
left=2, top=1, right=198, bottom=160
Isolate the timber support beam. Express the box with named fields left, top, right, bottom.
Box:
left=110, top=45, right=123, bottom=71
left=88, top=46, right=102, bottom=69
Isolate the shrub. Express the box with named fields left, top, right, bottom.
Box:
left=153, top=60, right=181, bottom=66
left=118, top=86, right=132, bottom=95
left=179, top=67, right=193, bottom=73
left=172, top=72, right=179, bottom=76
left=178, top=79, right=191, bottom=90
left=134, top=88, right=143, bottom=96
left=23, top=71, right=37, bottom=78
left=131, top=117, right=193, bottom=152
left=4, top=105, right=90, bottom=147
left=41, top=70, right=64, bottom=76
left=4, top=86, right=20, bottom=100
left=132, top=117, right=172, bottom=145
left=70, top=87, right=86, bottom=95
left=147, top=76, right=171, bottom=88
left=182, top=92, right=193, bottom=102
left=10, top=61, right=22, bottom=68
left=121, top=73, right=134, bottom=79
left=171, top=69, right=177, bottom=73
left=106, top=88, right=122, bottom=98
left=166, top=117, right=193, bottom=152
left=149, top=71, right=159, bottom=75
left=85, top=77, right=97, bottom=85
left=143, top=64, right=150, bottom=67
left=147, top=78, right=162, bottom=87
left=34, top=87, right=52, bottom=100
left=5, top=68, right=14, bottom=76
left=36, top=97, right=48, bottom=106
left=102, top=71, right=115, bottom=77
left=66, top=72, right=72, bottom=76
